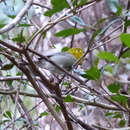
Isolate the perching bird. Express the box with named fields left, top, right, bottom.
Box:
left=37, top=48, right=84, bottom=74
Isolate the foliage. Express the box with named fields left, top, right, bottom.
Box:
left=0, top=0, right=130, bottom=129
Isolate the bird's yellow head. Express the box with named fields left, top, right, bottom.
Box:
left=67, top=48, right=84, bottom=60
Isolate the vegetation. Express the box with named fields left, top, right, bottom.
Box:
left=0, top=0, right=130, bottom=129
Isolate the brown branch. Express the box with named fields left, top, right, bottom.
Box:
left=0, top=40, right=23, bottom=53
left=2, top=52, right=67, bottom=130
left=69, top=112, right=95, bottom=130
left=53, top=85, right=73, bottom=130
left=24, top=50, right=73, bottom=130
left=0, top=89, right=122, bottom=111
left=32, top=2, right=51, bottom=10
left=23, top=50, right=68, bottom=130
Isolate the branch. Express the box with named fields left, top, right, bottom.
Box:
left=0, top=88, right=122, bottom=111
left=0, top=76, right=41, bottom=82
left=0, top=40, right=22, bottom=53
left=69, top=112, right=95, bottom=130
left=68, top=95, right=121, bottom=111
left=27, top=48, right=84, bottom=84
left=4, top=101, right=43, bottom=129
left=27, top=0, right=99, bottom=47
left=2, top=52, right=68, bottom=130
left=0, top=0, right=33, bottom=34
left=93, top=124, right=130, bottom=130
left=23, top=50, right=68, bottom=130
left=10, top=95, right=34, bottom=129
left=0, top=89, right=39, bottom=97
left=32, top=2, right=51, bottom=10
left=0, top=76, right=27, bottom=81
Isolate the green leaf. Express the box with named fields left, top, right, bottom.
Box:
left=0, top=20, right=6, bottom=29
left=40, top=112, right=49, bottom=117
left=16, top=72, right=22, bottom=76
left=94, top=58, right=99, bottom=67
left=3, top=111, right=12, bottom=120
left=113, top=112, right=122, bottom=118
left=53, top=104, right=61, bottom=112
left=79, top=104, right=84, bottom=111
left=12, top=34, right=26, bottom=43
left=105, top=112, right=113, bottom=117
left=71, top=0, right=78, bottom=7
left=71, top=0, right=88, bottom=7
left=18, top=23, right=32, bottom=27
left=44, top=0, right=70, bottom=17
left=111, top=94, right=128, bottom=105
left=55, top=28, right=84, bottom=37
left=42, top=32, right=46, bottom=39
left=107, top=83, right=120, bottom=93
left=97, top=51, right=119, bottom=62
left=125, top=20, right=130, bottom=28
left=105, top=112, right=122, bottom=118
left=0, top=120, right=10, bottom=125
left=3, top=113, right=8, bottom=119
left=119, top=120, right=126, bottom=127
left=64, top=95, right=75, bottom=102
left=0, top=24, right=6, bottom=29
left=82, top=66, right=100, bottom=80
left=8, top=15, right=16, bottom=19
left=1, top=63, right=14, bottom=70
left=78, top=0, right=88, bottom=6
left=105, top=66, right=113, bottom=73
left=121, top=50, right=130, bottom=58
left=62, top=81, right=71, bottom=89
left=120, top=33, right=130, bottom=48
left=91, top=29, right=101, bottom=41
left=7, top=80, right=13, bottom=87
left=115, top=5, right=122, bottom=16
left=61, top=47, right=69, bottom=52
left=95, top=18, right=108, bottom=27
left=55, top=105, right=61, bottom=113
left=5, top=111, right=12, bottom=120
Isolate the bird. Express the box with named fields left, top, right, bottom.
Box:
left=37, top=48, right=84, bottom=74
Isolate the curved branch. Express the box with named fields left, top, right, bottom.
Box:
left=0, top=0, right=33, bottom=34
